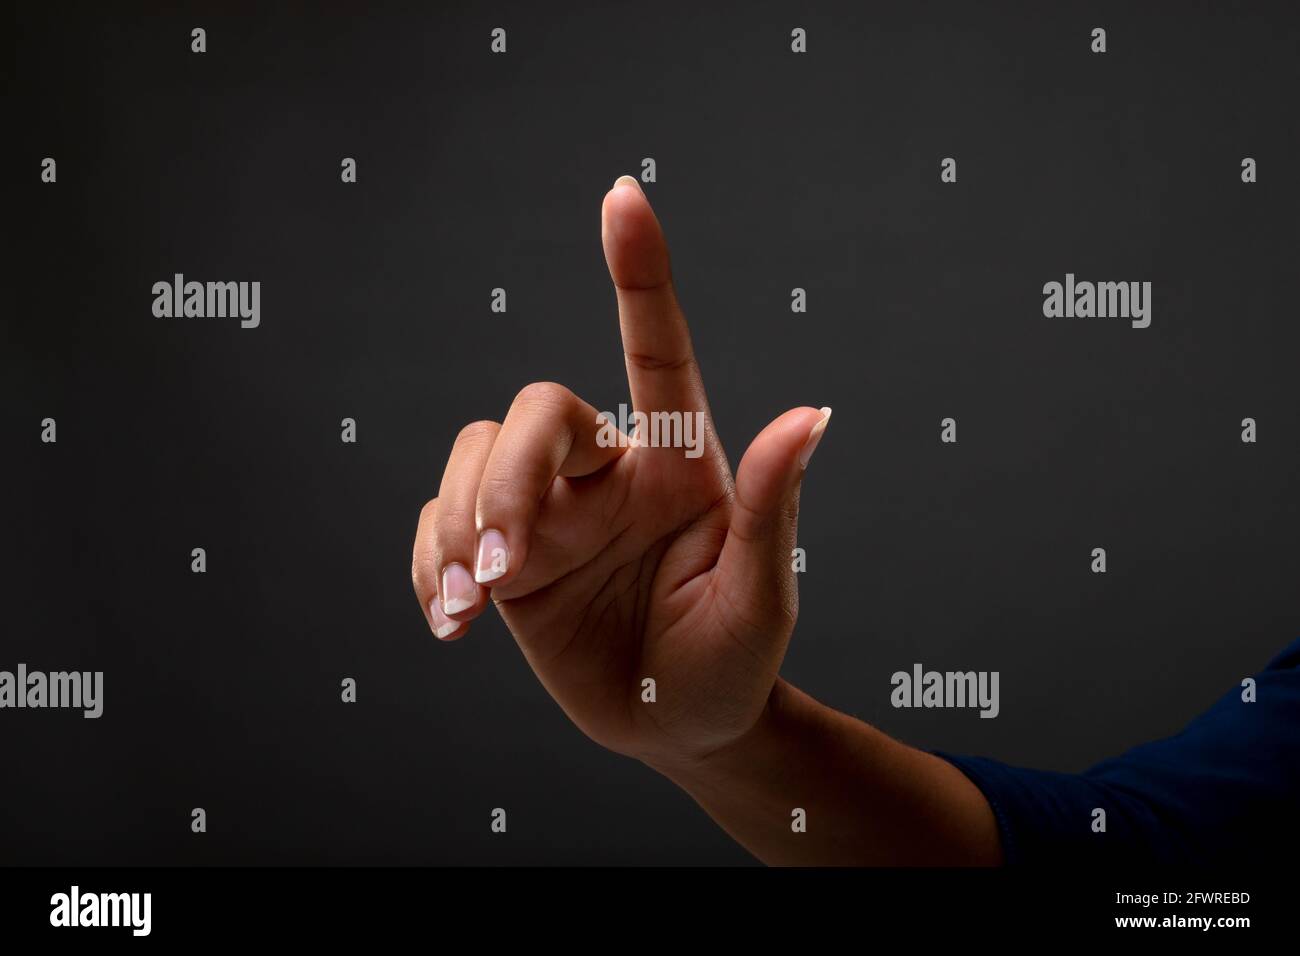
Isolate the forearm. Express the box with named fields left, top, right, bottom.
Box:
left=649, top=679, right=1003, bottom=866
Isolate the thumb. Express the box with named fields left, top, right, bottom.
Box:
left=713, top=406, right=832, bottom=641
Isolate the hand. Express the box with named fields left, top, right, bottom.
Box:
left=412, top=175, right=831, bottom=771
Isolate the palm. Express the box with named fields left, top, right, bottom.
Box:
left=495, top=430, right=780, bottom=761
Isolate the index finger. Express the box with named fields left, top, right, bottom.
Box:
left=601, top=176, right=709, bottom=416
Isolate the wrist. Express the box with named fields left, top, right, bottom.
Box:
left=643, top=678, right=804, bottom=786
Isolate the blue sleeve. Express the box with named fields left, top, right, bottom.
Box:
left=935, top=638, right=1300, bottom=865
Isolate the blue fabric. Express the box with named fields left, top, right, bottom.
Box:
left=936, top=638, right=1300, bottom=864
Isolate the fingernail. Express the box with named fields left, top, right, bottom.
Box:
left=798, top=407, right=833, bottom=469
left=614, top=174, right=644, bottom=193
left=440, top=563, right=478, bottom=615
left=474, top=529, right=511, bottom=583
left=430, top=599, right=459, bottom=640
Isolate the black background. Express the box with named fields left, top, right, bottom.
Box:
left=6, top=1, right=1299, bottom=865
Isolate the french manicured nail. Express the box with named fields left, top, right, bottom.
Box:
left=799, top=407, right=833, bottom=469
left=474, top=529, right=511, bottom=584
left=614, top=174, right=643, bottom=193
left=440, top=564, right=477, bottom=615
left=430, top=599, right=459, bottom=640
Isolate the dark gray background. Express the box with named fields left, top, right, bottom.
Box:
left=6, top=1, right=1299, bottom=865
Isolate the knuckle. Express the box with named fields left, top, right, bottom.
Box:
left=477, top=470, right=525, bottom=515
left=434, top=500, right=476, bottom=532
left=624, top=350, right=692, bottom=373
left=454, top=420, right=498, bottom=450
left=411, top=553, right=438, bottom=596
left=412, top=499, right=440, bottom=595
left=513, top=380, right=571, bottom=411
left=417, top=498, right=438, bottom=525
